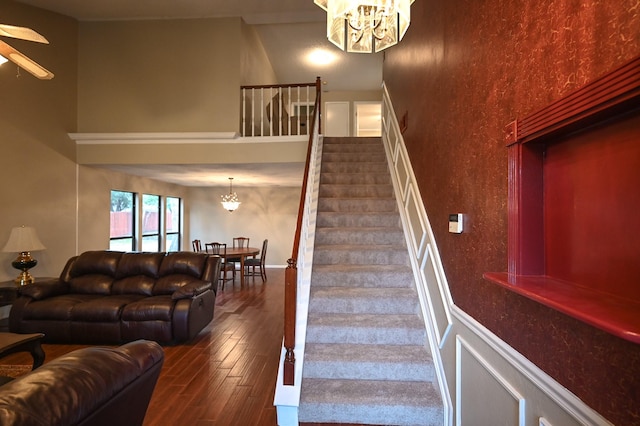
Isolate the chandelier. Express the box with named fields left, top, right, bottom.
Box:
left=221, top=177, right=241, bottom=212
left=314, top=0, right=415, bottom=53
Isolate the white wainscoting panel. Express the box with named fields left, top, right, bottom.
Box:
left=456, top=336, right=525, bottom=426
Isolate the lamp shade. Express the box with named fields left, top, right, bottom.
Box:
left=2, top=225, right=45, bottom=253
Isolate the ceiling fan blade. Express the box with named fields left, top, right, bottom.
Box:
left=0, top=40, right=54, bottom=79
left=0, top=24, right=49, bottom=44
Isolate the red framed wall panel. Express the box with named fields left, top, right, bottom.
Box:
left=485, top=56, right=640, bottom=343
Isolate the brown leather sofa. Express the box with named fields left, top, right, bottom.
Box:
left=9, top=250, right=221, bottom=344
left=0, top=339, right=164, bottom=425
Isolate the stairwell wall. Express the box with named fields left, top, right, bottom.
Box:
left=382, top=1, right=639, bottom=425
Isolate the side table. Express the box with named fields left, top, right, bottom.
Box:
left=0, top=281, right=18, bottom=308
left=0, top=332, right=45, bottom=370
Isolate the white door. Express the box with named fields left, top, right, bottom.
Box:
left=355, top=102, right=382, bottom=137
left=324, top=102, right=350, bottom=136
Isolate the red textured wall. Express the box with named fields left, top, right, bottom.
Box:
left=544, top=113, right=640, bottom=299
left=382, top=0, right=640, bottom=424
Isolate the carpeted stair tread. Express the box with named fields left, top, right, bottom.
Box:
left=311, top=264, right=414, bottom=288
left=306, top=313, right=425, bottom=345
left=318, top=199, right=398, bottom=213
left=321, top=152, right=387, bottom=163
left=313, top=245, right=410, bottom=266
left=315, top=227, right=405, bottom=245
left=321, top=173, right=392, bottom=184
left=316, top=212, right=401, bottom=227
left=298, top=378, right=443, bottom=426
left=321, top=162, right=390, bottom=174
left=309, top=287, right=418, bottom=314
left=303, top=343, right=435, bottom=381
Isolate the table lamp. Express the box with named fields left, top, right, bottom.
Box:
left=2, top=225, right=46, bottom=286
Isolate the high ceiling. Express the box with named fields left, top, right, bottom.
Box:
left=15, top=0, right=383, bottom=92
left=14, top=0, right=384, bottom=187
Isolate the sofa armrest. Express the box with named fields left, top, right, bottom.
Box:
left=0, top=340, right=164, bottom=426
left=18, top=279, right=69, bottom=300
left=171, top=280, right=212, bottom=300
left=201, top=255, right=222, bottom=286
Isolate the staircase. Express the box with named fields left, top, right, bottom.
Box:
left=298, top=137, right=443, bottom=425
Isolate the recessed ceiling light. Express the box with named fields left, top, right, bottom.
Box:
left=306, top=48, right=337, bottom=66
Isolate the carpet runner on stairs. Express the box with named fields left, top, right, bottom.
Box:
left=299, top=137, right=443, bottom=426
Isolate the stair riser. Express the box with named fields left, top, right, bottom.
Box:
left=319, top=185, right=394, bottom=198
left=308, top=295, right=418, bottom=315
left=306, top=325, right=425, bottom=345
left=318, top=198, right=397, bottom=212
left=322, top=153, right=386, bottom=163
left=311, top=270, right=414, bottom=288
left=321, top=173, right=391, bottom=184
left=317, top=214, right=400, bottom=228
left=315, top=229, right=405, bottom=245
left=322, top=144, right=385, bottom=154
left=313, top=248, right=410, bottom=266
left=321, top=163, right=389, bottom=174
left=298, top=403, right=443, bottom=426
left=303, top=360, right=435, bottom=382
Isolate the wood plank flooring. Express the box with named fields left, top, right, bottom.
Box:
left=0, top=269, right=285, bottom=425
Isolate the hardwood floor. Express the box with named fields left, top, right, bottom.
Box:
left=0, top=269, right=285, bottom=425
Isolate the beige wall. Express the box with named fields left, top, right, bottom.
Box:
left=0, top=2, right=78, bottom=281
left=77, top=166, right=190, bottom=254
left=189, top=186, right=301, bottom=268
left=77, top=18, right=244, bottom=133
left=240, top=20, right=278, bottom=86
left=0, top=2, right=360, bottom=283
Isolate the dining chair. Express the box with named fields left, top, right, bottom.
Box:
left=192, top=239, right=202, bottom=252
left=227, top=237, right=250, bottom=268
left=232, top=237, right=250, bottom=249
left=205, top=242, right=235, bottom=288
left=244, top=239, right=268, bottom=282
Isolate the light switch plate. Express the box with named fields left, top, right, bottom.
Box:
left=448, top=213, right=464, bottom=233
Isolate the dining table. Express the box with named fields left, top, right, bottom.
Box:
left=221, top=246, right=260, bottom=286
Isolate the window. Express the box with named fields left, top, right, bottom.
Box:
left=166, top=197, right=181, bottom=252
left=141, top=194, right=160, bottom=252
left=110, top=190, right=135, bottom=251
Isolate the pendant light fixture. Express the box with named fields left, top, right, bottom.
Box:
left=314, top=0, right=415, bottom=53
left=221, top=177, right=241, bottom=212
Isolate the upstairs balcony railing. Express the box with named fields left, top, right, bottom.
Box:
left=241, top=78, right=321, bottom=137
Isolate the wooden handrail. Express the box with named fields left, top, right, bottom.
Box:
left=283, top=76, right=321, bottom=385
left=240, top=81, right=319, bottom=90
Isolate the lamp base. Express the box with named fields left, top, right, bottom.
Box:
left=11, top=252, right=38, bottom=287
left=14, top=271, right=35, bottom=286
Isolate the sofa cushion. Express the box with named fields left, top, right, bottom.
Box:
left=70, top=295, right=147, bottom=322
left=121, top=296, right=174, bottom=322
left=21, top=295, right=99, bottom=320
left=115, top=252, right=164, bottom=279
left=159, top=252, right=206, bottom=278
left=112, top=276, right=156, bottom=296
left=154, top=275, right=204, bottom=296
left=69, top=250, right=123, bottom=278
left=69, top=274, right=114, bottom=295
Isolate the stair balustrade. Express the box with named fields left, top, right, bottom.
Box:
left=241, top=78, right=321, bottom=137
left=283, top=77, right=322, bottom=385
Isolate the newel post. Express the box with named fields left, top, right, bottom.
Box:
left=283, top=257, right=297, bottom=385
